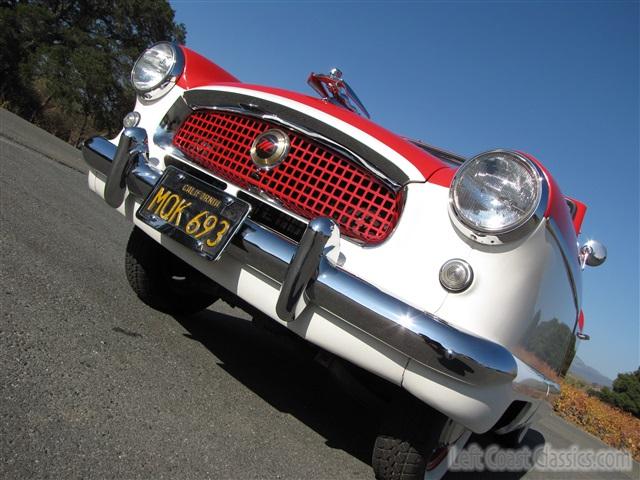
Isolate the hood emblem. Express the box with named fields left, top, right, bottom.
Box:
left=307, top=68, right=370, bottom=119
left=250, top=129, right=290, bottom=170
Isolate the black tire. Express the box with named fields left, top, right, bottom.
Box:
left=494, top=426, right=528, bottom=448
left=125, top=227, right=220, bottom=315
left=372, top=394, right=464, bottom=480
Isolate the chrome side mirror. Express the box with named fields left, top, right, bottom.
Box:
left=580, top=240, right=607, bottom=268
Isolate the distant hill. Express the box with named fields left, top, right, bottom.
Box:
left=569, top=355, right=613, bottom=387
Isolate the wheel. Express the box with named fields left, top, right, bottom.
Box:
left=372, top=394, right=471, bottom=480
left=125, top=227, right=220, bottom=315
left=494, top=425, right=529, bottom=448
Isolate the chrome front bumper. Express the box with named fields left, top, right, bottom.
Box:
left=83, top=129, right=521, bottom=389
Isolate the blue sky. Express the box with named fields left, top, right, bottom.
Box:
left=170, top=0, right=639, bottom=379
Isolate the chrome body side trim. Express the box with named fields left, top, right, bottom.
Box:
left=512, top=357, right=560, bottom=402
left=82, top=134, right=524, bottom=389
left=546, top=218, right=583, bottom=313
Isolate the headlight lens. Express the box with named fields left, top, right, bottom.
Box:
left=450, top=151, right=543, bottom=237
left=131, top=42, right=180, bottom=94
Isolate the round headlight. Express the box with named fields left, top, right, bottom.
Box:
left=131, top=42, right=183, bottom=98
left=450, top=150, right=545, bottom=243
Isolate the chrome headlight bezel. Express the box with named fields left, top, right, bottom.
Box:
left=448, top=150, right=549, bottom=245
left=130, top=42, right=184, bottom=101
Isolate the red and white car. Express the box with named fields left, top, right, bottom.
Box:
left=82, top=42, right=606, bottom=479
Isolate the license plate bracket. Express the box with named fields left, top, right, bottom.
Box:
left=136, top=167, right=251, bottom=261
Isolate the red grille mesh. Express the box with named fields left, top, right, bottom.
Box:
left=172, top=110, right=402, bottom=244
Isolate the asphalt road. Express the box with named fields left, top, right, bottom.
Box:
left=1, top=109, right=637, bottom=479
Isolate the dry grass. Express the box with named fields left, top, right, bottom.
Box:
left=513, top=347, right=560, bottom=383
left=554, top=381, right=640, bottom=461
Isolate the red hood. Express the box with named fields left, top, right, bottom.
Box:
left=176, top=45, right=582, bottom=251
left=176, top=46, right=449, bottom=183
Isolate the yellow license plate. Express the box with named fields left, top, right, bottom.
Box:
left=137, top=167, right=251, bottom=260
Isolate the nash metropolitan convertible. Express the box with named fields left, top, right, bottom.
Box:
left=82, top=42, right=606, bottom=479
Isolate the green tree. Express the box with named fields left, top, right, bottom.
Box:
left=0, top=0, right=186, bottom=141
left=598, top=368, right=640, bottom=418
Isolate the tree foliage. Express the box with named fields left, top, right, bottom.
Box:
left=0, top=0, right=186, bottom=141
left=597, top=368, right=640, bottom=418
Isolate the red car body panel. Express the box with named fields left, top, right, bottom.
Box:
left=524, top=153, right=581, bottom=257
left=427, top=167, right=457, bottom=188
left=177, top=46, right=239, bottom=89
left=567, top=196, right=588, bottom=234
